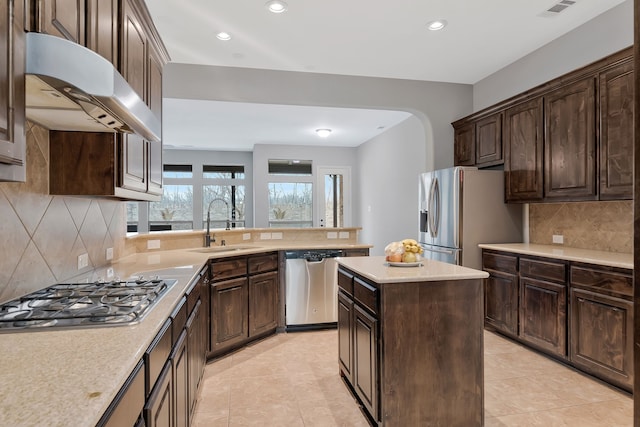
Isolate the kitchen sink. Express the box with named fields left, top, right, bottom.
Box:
left=189, top=246, right=254, bottom=254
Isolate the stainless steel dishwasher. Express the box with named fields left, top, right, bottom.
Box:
left=285, top=249, right=343, bottom=330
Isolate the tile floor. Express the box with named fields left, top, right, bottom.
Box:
left=192, top=330, right=633, bottom=426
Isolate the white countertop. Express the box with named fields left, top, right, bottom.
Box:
left=478, top=243, right=633, bottom=270
left=0, top=242, right=370, bottom=427
left=337, top=256, right=489, bottom=284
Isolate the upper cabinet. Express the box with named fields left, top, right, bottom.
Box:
left=36, top=0, right=85, bottom=44
left=0, top=0, right=26, bottom=182
left=27, top=0, right=169, bottom=199
left=503, top=98, right=544, bottom=202
left=599, top=59, right=634, bottom=200
left=453, top=48, right=633, bottom=203
left=543, top=77, right=597, bottom=201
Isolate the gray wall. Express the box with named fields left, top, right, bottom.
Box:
left=357, top=116, right=426, bottom=255
left=164, top=65, right=472, bottom=172
left=473, top=0, right=633, bottom=111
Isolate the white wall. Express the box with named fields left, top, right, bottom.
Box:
left=473, top=0, right=633, bottom=111
left=252, top=144, right=359, bottom=228
left=357, top=116, right=426, bottom=255
left=164, top=65, right=472, bottom=172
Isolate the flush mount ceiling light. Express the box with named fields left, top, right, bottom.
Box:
left=216, top=32, right=232, bottom=41
left=426, top=20, right=447, bottom=31
left=315, top=129, right=332, bottom=138
left=265, top=0, right=288, bottom=13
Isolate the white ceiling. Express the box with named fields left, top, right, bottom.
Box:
left=147, top=0, right=626, bottom=151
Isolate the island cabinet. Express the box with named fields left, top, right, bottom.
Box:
left=0, top=0, right=26, bottom=182
left=337, top=260, right=484, bottom=427
left=209, top=252, right=279, bottom=357
left=482, top=248, right=633, bottom=392
left=569, top=263, right=633, bottom=390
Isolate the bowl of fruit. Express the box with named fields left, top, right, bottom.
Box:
left=384, top=239, right=424, bottom=266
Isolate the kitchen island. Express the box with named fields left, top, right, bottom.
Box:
left=336, top=256, right=489, bottom=427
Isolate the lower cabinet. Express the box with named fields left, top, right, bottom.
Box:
left=482, top=249, right=633, bottom=391
left=209, top=253, right=279, bottom=358
left=97, top=360, right=146, bottom=427
left=144, top=361, right=173, bottom=427
left=337, top=290, right=354, bottom=382
left=569, top=264, right=633, bottom=390
left=353, top=304, right=378, bottom=419
left=172, top=330, right=189, bottom=427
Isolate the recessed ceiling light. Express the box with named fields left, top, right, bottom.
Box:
left=427, top=20, right=447, bottom=31
left=316, top=129, right=332, bottom=138
left=265, top=0, right=288, bottom=13
left=216, top=32, right=232, bottom=41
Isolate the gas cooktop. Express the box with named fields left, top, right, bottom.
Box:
left=0, top=277, right=177, bottom=332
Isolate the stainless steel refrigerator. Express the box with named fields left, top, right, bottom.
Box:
left=419, top=166, right=523, bottom=270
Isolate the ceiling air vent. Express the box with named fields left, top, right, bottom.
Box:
left=538, top=0, right=577, bottom=17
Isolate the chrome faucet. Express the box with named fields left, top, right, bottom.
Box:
left=204, top=198, right=230, bottom=247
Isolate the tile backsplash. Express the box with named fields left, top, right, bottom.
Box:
left=0, top=122, right=125, bottom=303
left=529, top=200, right=632, bottom=253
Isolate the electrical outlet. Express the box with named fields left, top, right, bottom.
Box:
left=106, top=247, right=113, bottom=261
left=552, top=234, right=564, bottom=244
left=77, top=253, right=89, bottom=270
left=327, top=231, right=338, bottom=239
left=271, top=232, right=283, bottom=240
left=147, top=239, right=161, bottom=249
left=260, top=233, right=272, bottom=240
left=106, top=267, right=115, bottom=279
left=339, top=231, right=350, bottom=239
left=243, top=233, right=251, bottom=240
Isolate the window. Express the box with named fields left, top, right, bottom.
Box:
left=268, top=182, right=313, bottom=227
left=203, top=165, right=246, bottom=228
left=163, top=164, right=193, bottom=178
left=324, top=173, right=344, bottom=227
left=127, top=202, right=138, bottom=232
left=149, top=184, right=194, bottom=230
left=268, top=159, right=312, bottom=175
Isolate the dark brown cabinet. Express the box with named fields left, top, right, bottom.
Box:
left=86, top=0, right=117, bottom=65
left=37, top=0, right=85, bottom=44
left=144, top=361, right=173, bottom=427
left=482, top=251, right=518, bottom=336
left=209, top=253, right=279, bottom=357
left=211, top=277, right=249, bottom=353
left=518, top=257, right=567, bottom=358
left=171, top=330, right=188, bottom=427
left=544, top=77, right=597, bottom=201
left=483, top=249, right=633, bottom=392
left=599, top=59, right=634, bottom=200
left=249, top=271, right=278, bottom=337
left=353, top=303, right=378, bottom=420
left=475, top=113, right=502, bottom=166
left=98, top=360, right=146, bottom=427
left=503, top=98, right=544, bottom=202
left=453, top=122, right=475, bottom=166
left=337, top=289, right=354, bottom=382
left=0, top=0, right=26, bottom=182
left=569, top=264, right=633, bottom=391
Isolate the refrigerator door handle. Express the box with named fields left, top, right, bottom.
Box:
left=423, top=246, right=456, bottom=255
left=430, top=177, right=440, bottom=238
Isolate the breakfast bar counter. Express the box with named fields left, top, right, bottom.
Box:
left=336, top=256, right=488, bottom=426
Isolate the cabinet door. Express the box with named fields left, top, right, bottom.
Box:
left=454, top=122, right=475, bottom=166
left=144, top=361, right=173, bottom=427
left=119, top=133, right=147, bottom=192
left=0, top=0, right=25, bottom=182
left=146, top=43, right=164, bottom=195
left=599, top=60, right=633, bottom=200
left=210, top=277, right=249, bottom=354
left=172, top=330, right=188, bottom=427
left=475, top=113, right=503, bottom=166
left=86, top=0, right=117, bottom=65
left=484, top=270, right=518, bottom=336
left=519, top=277, right=566, bottom=357
left=338, top=290, right=354, bottom=382
left=570, top=288, right=633, bottom=390
left=503, top=98, right=544, bottom=202
left=39, top=0, right=84, bottom=44
left=121, top=0, right=146, bottom=100
left=186, top=299, right=202, bottom=417
left=544, top=78, right=597, bottom=201
left=249, top=271, right=278, bottom=337
left=353, top=304, right=378, bottom=421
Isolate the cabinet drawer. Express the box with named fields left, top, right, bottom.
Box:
left=520, top=257, right=566, bottom=283
left=212, top=257, right=247, bottom=282
left=482, top=251, right=517, bottom=274
left=354, top=277, right=378, bottom=315
left=186, top=280, right=202, bottom=314
left=144, top=319, right=172, bottom=397
left=248, top=253, right=278, bottom=274
left=338, top=268, right=354, bottom=295
left=570, top=264, right=632, bottom=298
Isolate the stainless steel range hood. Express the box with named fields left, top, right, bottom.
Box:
left=25, top=32, right=161, bottom=142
